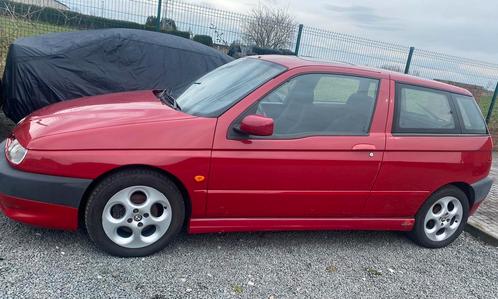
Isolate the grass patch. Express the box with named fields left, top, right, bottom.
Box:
left=365, top=267, right=382, bottom=276
left=478, top=95, right=496, bottom=127
left=232, top=284, right=243, bottom=294
left=0, top=15, right=72, bottom=77
left=325, top=265, right=338, bottom=273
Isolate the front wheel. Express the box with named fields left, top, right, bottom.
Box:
left=410, top=186, right=469, bottom=248
left=85, top=169, right=185, bottom=257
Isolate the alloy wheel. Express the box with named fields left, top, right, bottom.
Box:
left=102, top=186, right=172, bottom=248
left=423, top=196, right=463, bottom=242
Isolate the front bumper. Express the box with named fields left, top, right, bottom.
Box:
left=0, top=141, right=92, bottom=230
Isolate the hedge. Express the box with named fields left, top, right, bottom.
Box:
left=0, top=1, right=210, bottom=45
left=227, top=44, right=296, bottom=58
left=163, top=30, right=190, bottom=39
left=0, top=0, right=144, bottom=30
left=193, top=35, right=213, bottom=47
left=251, top=46, right=295, bottom=56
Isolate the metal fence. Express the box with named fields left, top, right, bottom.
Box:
left=1, top=0, right=498, bottom=128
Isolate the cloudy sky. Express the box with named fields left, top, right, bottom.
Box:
left=197, top=0, right=497, bottom=63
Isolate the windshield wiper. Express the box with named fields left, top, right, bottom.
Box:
left=158, top=89, right=181, bottom=111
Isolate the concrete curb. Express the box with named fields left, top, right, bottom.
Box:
left=465, top=222, right=498, bottom=247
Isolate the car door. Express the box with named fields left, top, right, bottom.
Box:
left=207, top=66, right=390, bottom=218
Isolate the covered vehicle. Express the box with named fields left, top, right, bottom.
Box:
left=0, top=28, right=233, bottom=122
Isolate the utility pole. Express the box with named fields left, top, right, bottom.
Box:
left=486, top=82, right=498, bottom=124
left=156, top=0, right=163, bottom=31
left=294, top=24, right=304, bottom=55
left=404, top=46, right=415, bottom=74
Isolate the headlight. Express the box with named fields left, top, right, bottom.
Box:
left=6, top=138, right=28, bottom=165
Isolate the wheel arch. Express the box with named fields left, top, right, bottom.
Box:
left=78, top=164, right=192, bottom=229
left=450, top=182, right=475, bottom=207
left=410, top=182, right=471, bottom=248
left=434, top=182, right=475, bottom=209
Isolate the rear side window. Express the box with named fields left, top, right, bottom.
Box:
left=394, top=84, right=458, bottom=134
left=454, top=95, right=487, bottom=134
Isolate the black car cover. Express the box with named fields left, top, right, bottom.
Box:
left=0, top=28, right=233, bottom=122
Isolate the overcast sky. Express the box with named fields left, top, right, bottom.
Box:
left=197, top=0, right=497, bottom=63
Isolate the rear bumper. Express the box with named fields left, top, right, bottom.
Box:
left=470, top=176, right=494, bottom=215
left=0, top=140, right=91, bottom=230
left=471, top=176, right=493, bottom=204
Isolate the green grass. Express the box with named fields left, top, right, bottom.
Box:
left=0, top=15, right=72, bottom=77
left=477, top=95, right=497, bottom=132
left=479, top=94, right=498, bottom=141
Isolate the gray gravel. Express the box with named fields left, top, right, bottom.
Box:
left=0, top=214, right=497, bottom=299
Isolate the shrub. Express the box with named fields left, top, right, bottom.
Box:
left=145, top=16, right=158, bottom=31
left=193, top=35, right=213, bottom=47
left=145, top=16, right=177, bottom=31
left=161, top=18, right=177, bottom=31
left=227, top=41, right=243, bottom=57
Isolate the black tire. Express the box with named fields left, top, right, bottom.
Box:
left=84, top=168, right=185, bottom=257
left=410, top=185, right=469, bottom=248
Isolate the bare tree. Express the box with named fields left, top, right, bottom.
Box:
left=243, top=5, right=296, bottom=49
left=209, top=23, right=228, bottom=46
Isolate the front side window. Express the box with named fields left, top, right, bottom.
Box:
left=175, top=58, right=286, bottom=117
left=251, top=73, right=379, bottom=137
left=454, top=94, right=487, bottom=134
left=394, top=85, right=458, bottom=133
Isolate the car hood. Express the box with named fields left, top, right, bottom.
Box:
left=13, top=90, right=217, bottom=150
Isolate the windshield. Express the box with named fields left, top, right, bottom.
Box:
left=175, top=57, right=286, bottom=117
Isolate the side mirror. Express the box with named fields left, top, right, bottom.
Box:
left=238, top=114, right=274, bottom=136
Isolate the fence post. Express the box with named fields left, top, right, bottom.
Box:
left=156, top=0, right=163, bottom=31
left=294, top=24, right=304, bottom=55
left=486, top=82, right=498, bottom=124
left=404, top=46, right=415, bottom=74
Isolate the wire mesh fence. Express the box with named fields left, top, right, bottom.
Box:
left=407, top=48, right=498, bottom=130
left=1, top=0, right=498, bottom=131
left=162, top=0, right=247, bottom=46
left=298, top=26, right=411, bottom=71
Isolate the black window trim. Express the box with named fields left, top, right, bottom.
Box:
left=392, top=83, right=462, bottom=135
left=228, top=72, right=382, bottom=140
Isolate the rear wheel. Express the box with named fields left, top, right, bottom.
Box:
left=410, top=186, right=469, bottom=248
left=85, top=169, right=185, bottom=257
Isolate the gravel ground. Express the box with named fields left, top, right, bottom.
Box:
left=0, top=213, right=497, bottom=299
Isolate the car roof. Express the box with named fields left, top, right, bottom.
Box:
left=258, top=55, right=472, bottom=96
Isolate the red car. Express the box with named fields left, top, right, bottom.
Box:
left=0, top=56, right=492, bottom=256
